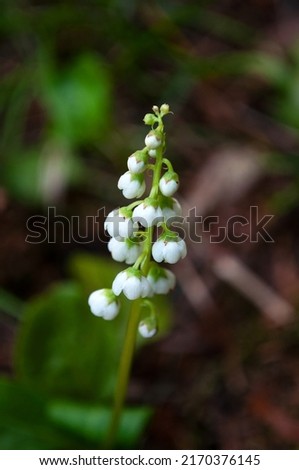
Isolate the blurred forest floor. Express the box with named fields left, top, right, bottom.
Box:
left=2, top=0, right=299, bottom=449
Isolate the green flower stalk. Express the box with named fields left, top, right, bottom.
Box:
left=88, top=104, right=187, bottom=448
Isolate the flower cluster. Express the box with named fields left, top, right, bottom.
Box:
left=88, top=104, right=186, bottom=337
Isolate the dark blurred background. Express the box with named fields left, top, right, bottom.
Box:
left=2, top=0, right=299, bottom=449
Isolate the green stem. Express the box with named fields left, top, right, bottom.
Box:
left=105, top=224, right=153, bottom=449
left=149, top=125, right=165, bottom=198
left=141, top=225, right=153, bottom=275
left=162, top=157, right=174, bottom=172
left=104, top=298, right=141, bottom=449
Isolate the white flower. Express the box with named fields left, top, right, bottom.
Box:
left=112, top=268, right=152, bottom=300
left=138, top=320, right=157, bottom=338
left=152, top=237, right=187, bottom=264
left=148, top=149, right=157, bottom=158
left=160, top=197, right=182, bottom=222
left=118, top=171, right=146, bottom=199
left=104, top=209, right=137, bottom=238
left=145, top=131, right=161, bottom=149
left=159, top=171, right=179, bottom=197
left=147, top=266, right=176, bottom=294
left=108, top=237, right=142, bottom=264
left=127, top=152, right=147, bottom=174
left=88, top=289, right=120, bottom=320
left=132, top=198, right=163, bottom=227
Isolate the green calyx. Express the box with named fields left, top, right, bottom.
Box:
left=125, top=237, right=142, bottom=248
left=162, top=170, right=179, bottom=183
left=119, top=206, right=133, bottom=218
left=130, top=172, right=144, bottom=183
left=142, top=196, right=160, bottom=209
left=140, top=316, right=157, bottom=332
left=132, top=149, right=148, bottom=162
left=103, top=288, right=118, bottom=304
left=159, top=228, right=179, bottom=242
left=157, top=195, right=175, bottom=209
left=126, top=267, right=142, bottom=279
left=148, top=263, right=168, bottom=282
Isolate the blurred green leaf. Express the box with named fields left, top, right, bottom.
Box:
left=248, top=53, right=290, bottom=87
left=48, top=400, right=152, bottom=448
left=0, top=378, right=81, bottom=449
left=68, top=252, right=121, bottom=293
left=15, top=281, right=128, bottom=401
left=16, top=250, right=173, bottom=403
left=44, top=54, right=112, bottom=145
left=0, top=288, right=24, bottom=319
left=3, top=150, right=41, bottom=203
left=3, top=143, right=82, bottom=204
left=275, top=78, right=299, bottom=129
left=268, top=183, right=299, bottom=215
left=173, top=6, right=254, bottom=45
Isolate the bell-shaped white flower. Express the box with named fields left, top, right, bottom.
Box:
left=160, top=197, right=182, bottom=222
left=104, top=209, right=137, bottom=238
left=138, top=320, right=157, bottom=338
left=108, top=237, right=142, bottom=264
left=159, top=171, right=179, bottom=197
left=147, top=265, right=176, bottom=294
left=127, top=151, right=147, bottom=174
left=88, top=289, right=120, bottom=320
left=112, top=268, right=152, bottom=300
left=132, top=198, right=163, bottom=227
left=152, top=236, right=187, bottom=264
left=145, top=131, right=162, bottom=149
left=118, top=171, right=145, bottom=199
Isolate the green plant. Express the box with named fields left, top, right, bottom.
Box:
left=87, top=104, right=187, bottom=448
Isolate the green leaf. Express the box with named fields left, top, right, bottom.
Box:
left=44, top=54, right=112, bottom=145
left=3, top=143, right=83, bottom=205
left=0, top=378, right=82, bottom=449
left=0, top=288, right=24, bottom=319
left=68, top=252, right=122, bottom=293
left=15, top=280, right=129, bottom=401
left=3, top=150, right=41, bottom=204
left=48, top=400, right=152, bottom=449
left=248, top=53, right=290, bottom=87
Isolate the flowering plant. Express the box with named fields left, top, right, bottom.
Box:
left=88, top=104, right=186, bottom=447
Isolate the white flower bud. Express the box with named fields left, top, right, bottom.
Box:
left=118, top=171, right=146, bottom=199
left=127, top=152, right=147, bottom=174
left=132, top=198, right=163, bottom=227
left=104, top=209, right=137, bottom=238
left=108, top=237, right=142, bottom=264
left=160, top=197, right=182, bottom=222
left=147, top=266, right=176, bottom=294
left=148, top=149, right=157, bottom=158
left=88, top=289, right=120, bottom=320
left=138, top=320, right=157, bottom=338
left=145, top=131, right=162, bottom=149
left=112, top=268, right=152, bottom=300
left=159, top=171, right=179, bottom=197
left=152, top=237, right=187, bottom=264
left=160, top=103, right=170, bottom=115
left=143, top=113, right=156, bottom=125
